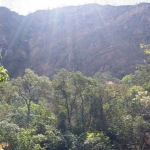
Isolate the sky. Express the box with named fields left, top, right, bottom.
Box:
left=0, top=0, right=150, bottom=15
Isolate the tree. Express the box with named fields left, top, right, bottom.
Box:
left=140, top=44, right=150, bottom=61
left=83, top=132, right=111, bottom=150
left=87, top=81, right=121, bottom=132
left=0, top=120, right=20, bottom=149
left=52, top=69, right=73, bottom=130
left=52, top=69, right=94, bottom=133
left=130, top=44, right=150, bottom=86
left=15, top=128, right=45, bottom=150
left=0, top=65, right=9, bottom=82
left=11, top=69, right=52, bottom=128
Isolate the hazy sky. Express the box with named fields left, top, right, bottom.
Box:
left=0, top=0, right=150, bottom=15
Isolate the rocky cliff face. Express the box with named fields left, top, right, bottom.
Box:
left=0, top=3, right=150, bottom=78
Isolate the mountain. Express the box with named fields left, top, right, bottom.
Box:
left=0, top=3, right=150, bottom=78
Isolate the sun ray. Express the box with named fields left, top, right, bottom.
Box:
left=0, top=0, right=150, bottom=15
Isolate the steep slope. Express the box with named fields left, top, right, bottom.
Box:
left=0, top=3, right=150, bottom=78
left=0, top=7, right=30, bottom=77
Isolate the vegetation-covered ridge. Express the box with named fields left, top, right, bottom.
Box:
left=1, top=3, right=150, bottom=78
left=1, top=45, right=150, bottom=149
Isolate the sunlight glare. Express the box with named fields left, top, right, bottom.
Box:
left=0, top=0, right=150, bottom=15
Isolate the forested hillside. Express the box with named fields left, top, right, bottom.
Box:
left=0, top=3, right=150, bottom=78
left=1, top=2, right=150, bottom=150
left=1, top=45, right=150, bottom=149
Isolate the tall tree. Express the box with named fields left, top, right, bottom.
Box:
left=11, top=69, right=52, bottom=128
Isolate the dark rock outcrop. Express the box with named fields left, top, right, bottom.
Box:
left=0, top=3, right=150, bottom=78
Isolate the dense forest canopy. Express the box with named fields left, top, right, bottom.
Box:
left=0, top=45, right=150, bottom=149
left=1, top=2, right=150, bottom=150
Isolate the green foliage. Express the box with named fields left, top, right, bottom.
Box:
left=0, top=65, right=9, bottom=82
left=1, top=62, right=150, bottom=149
left=43, top=127, right=65, bottom=150
left=140, top=44, right=150, bottom=59
left=16, top=128, right=44, bottom=150
left=122, top=74, right=133, bottom=85
left=0, top=54, right=9, bottom=82
left=0, top=120, right=20, bottom=149
left=84, top=132, right=111, bottom=150
left=10, top=69, right=52, bottom=127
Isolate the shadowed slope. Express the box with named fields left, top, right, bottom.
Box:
left=0, top=3, right=150, bottom=78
